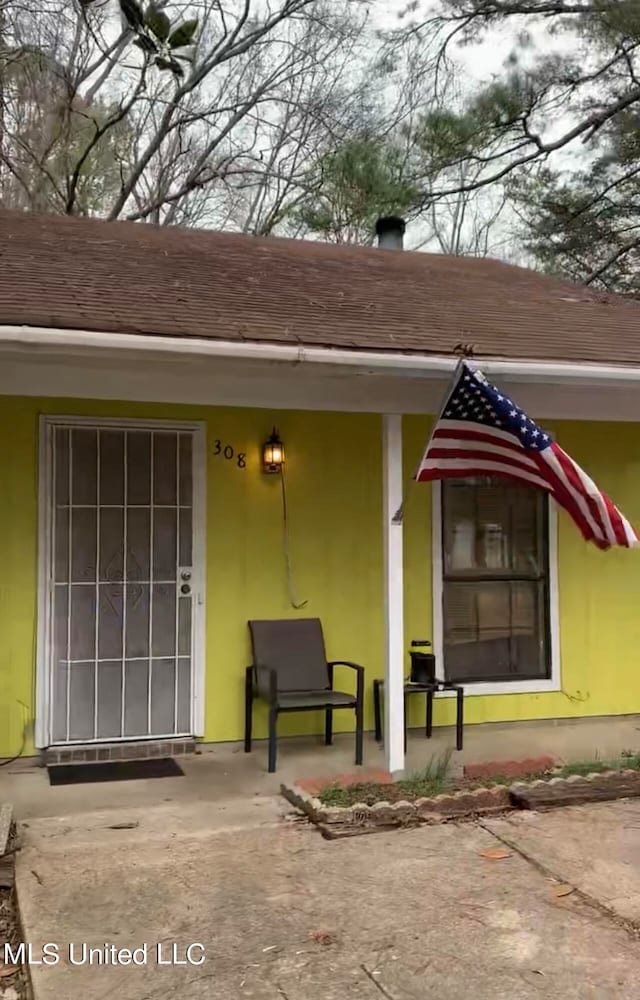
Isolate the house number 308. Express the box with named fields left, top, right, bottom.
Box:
left=213, top=440, right=246, bottom=468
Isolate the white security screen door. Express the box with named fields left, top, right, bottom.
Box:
left=42, top=420, right=203, bottom=744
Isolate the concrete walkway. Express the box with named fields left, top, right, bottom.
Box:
left=5, top=717, right=640, bottom=998
left=485, top=799, right=640, bottom=924
left=10, top=795, right=640, bottom=1000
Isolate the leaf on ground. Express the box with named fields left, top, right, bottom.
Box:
left=479, top=848, right=512, bottom=860
left=0, top=964, right=18, bottom=977
left=553, top=884, right=575, bottom=897
left=309, top=930, right=334, bottom=945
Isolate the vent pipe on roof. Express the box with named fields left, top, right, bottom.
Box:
left=375, top=216, right=406, bottom=250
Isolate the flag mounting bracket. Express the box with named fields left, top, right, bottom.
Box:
left=390, top=356, right=468, bottom=526
left=452, top=341, right=478, bottom=358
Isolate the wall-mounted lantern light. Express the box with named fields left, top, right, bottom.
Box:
left=262, top=427, right=285, bottom=474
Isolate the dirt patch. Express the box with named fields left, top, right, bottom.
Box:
left=319, top=781, right=419, bottom=806
left=317, top=772, right=551, bottom=807
left=0, top=827, right=28, bottom=1000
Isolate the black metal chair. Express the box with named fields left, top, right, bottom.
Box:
left=244, top=618, right=365, bottom=773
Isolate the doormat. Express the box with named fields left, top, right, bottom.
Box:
left=48, top=758, right=184, bottom=786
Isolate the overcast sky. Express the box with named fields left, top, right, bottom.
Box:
left=371, top=0, right=519, bottom=82
left=371, top=1, right=570, bottom=97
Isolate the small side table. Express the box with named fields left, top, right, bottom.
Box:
left=373, top=678, right=464, bottom=752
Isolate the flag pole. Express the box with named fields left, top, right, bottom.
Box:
left=391, top=357, right=468, bottom=525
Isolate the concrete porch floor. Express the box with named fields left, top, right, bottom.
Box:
left=2, top=713, right=640, bottom=821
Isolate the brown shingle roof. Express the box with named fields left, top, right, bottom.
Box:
left=1, top=208, right=640, bottom=366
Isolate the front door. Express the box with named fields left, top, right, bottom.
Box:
left=41, top=419, right=203, bottom=745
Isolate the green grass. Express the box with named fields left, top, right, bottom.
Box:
left=319, top=782, right=396, bottom=807
left=396, top=748, right=453, bottom=797
left=555, top=751, right=640, bottom=778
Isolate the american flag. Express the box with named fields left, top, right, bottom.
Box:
left=416, top=361, right=638, bottom=550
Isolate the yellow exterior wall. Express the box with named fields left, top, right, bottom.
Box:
left=0, top=397, right=383, bottom=756
left=1, top=396, right=640, bottom=758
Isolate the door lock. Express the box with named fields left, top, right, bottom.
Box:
left=179, top=567, right=193, bottom=595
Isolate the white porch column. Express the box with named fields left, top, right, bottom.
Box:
left=382, top=413, right=405, bottom=774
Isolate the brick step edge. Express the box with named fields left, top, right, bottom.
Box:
left=45, top=738, right=196, bottom=765
left=281, top=783, right=512, bottom=830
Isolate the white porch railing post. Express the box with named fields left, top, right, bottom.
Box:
left=382, top=413, right=405, bottom=774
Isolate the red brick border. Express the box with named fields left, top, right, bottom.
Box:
left=463, top=755, right=555, bottom=781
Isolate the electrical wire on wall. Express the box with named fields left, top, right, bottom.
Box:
left=280, top=465, right=307, bottom=610
left=0, top=700, right=29, bottom=767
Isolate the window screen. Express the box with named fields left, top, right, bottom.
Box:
left=441, top=477, right=551, bottom=683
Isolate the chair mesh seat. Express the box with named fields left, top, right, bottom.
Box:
left=277, top=690, right=356, bottom=709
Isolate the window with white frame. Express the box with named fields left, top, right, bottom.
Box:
left=441, top=477, right=551, bottom=683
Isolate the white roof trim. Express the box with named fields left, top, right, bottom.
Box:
left=1, top=323, right=640, bottom=386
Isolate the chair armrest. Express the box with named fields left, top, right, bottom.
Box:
left=253, top=664, right=278, bottom=704
left=328, top=660, right=365, bottom=674
left=327, top=661, right=364, bottom=699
